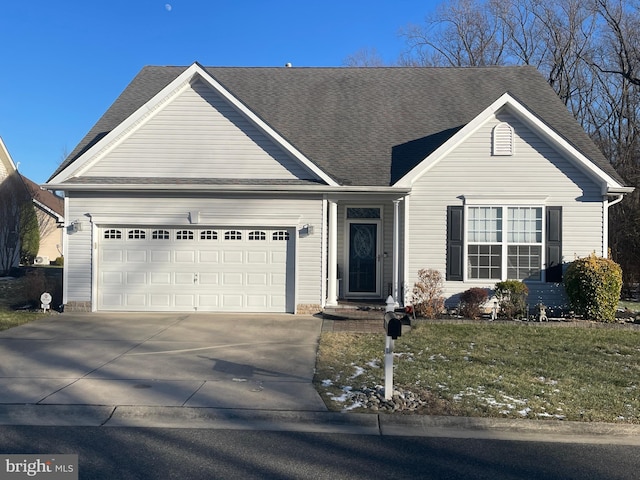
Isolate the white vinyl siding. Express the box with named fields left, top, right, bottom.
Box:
left=81, top=79, right=318, bottom=181
left=407, top=110, right=605, bottom=307
left=65, top=192, right=324, bottom=311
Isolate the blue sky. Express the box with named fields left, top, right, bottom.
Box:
left=0, top=1, right=437, bottom=184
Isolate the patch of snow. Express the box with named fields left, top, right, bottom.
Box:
left=322, top=379, right=333, bottom=387
left=330, top=386, right=353, bottom=403
left=351, top=366, right=364, bottom=378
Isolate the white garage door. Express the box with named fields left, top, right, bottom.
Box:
left=97, top=227, right=293, bottom=312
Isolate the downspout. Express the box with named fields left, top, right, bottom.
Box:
left=604, top=193, right=626, bottom=257
left=392, top=199, right=400, bottom=307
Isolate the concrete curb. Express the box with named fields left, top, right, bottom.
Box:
left=1, top=405, right=639, bottom=444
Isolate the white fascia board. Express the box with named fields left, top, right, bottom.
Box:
left=32, top=199, right=64, bottom=222
left=0, top=136, right=17, bottom=172
left=395, top=93, right=626, bottom=190
left=45, top=182, right=410, bottom=195
left=48, top=63, right=338, bottom=187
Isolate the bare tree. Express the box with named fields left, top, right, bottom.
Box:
left=343, top=47, right=386, bottom=67
left=399, top=0, right=508, bottom=66
left=0, top=173, right=28, bottom=275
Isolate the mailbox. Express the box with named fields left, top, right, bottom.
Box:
left=384, top=311, right=402, bottom=339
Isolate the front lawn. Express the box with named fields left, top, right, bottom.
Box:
left=314, top=322, right=640, bottom=423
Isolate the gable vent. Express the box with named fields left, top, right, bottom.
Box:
left=493, top=122, right=514, bottom=156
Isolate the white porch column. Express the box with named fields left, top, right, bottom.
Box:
left=326, top=199, right=338, bottom=306
left=392, top=199, right=400, bottom=307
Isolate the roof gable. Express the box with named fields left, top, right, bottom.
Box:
left=396, top=93, right=625, bottom=190
left=49, top=63, right=336, bottom=186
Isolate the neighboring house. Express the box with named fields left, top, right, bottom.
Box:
left=45, top=63, right=633, bottom=313
left=0, top=137, right=65, bottom=272
left=20, top=175, right=64, bottom=264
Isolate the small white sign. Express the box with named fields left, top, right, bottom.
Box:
left=40, top=292, right=52, bottom=305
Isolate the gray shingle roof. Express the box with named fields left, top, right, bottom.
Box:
left=50, top=65, right=624, bottom=187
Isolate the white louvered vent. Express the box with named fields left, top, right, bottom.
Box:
left=493, top=122, right=514, bottom=156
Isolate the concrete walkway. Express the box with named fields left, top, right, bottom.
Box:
left=0, top=312, right=639, bottom=445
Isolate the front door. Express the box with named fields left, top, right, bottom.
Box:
left=346, top=220, right=381, bottom=297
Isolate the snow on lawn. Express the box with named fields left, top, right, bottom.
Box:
left=450, top=386, right=566, bottom=419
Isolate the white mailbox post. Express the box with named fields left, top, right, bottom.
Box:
left=383, top=296, right=402, bottom=400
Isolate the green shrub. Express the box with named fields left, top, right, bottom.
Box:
left=54, top=256, right=64, bottom=266
left=564, top=253, right=622, bottom=323
left=459, top=287, right=489, bottom=319
left=494, top=280, right=528, bottom=319
left=19, top=203, right=40, bottom=265
left=412, top=268, right=445, bottom=318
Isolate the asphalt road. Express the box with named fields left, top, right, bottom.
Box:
left=1, top=426, right=638, bottom=480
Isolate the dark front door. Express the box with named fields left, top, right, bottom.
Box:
left=347, top=222, right=379, bottom=295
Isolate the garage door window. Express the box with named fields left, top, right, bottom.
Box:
left=273, top=231, right=290, bottom=241
left=152, top=229, right=170, bottom=240
left=176, top=230, right=194, bottom=240
left=249, top=231, right=266, bottom=241
left=201, top=230, right=218, bottom=240
left=104, top=229, right=122, bottom=239
left=225, top=230, right=242, bottom=240
left=128, top=229, right=146, bottom=239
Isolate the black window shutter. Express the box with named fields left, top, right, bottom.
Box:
left=546, top=206, right=562, bottom=283
left=447, top=206, right=464, bottom=281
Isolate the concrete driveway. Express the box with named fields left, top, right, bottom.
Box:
left=0, top=313, right=327, bottom=411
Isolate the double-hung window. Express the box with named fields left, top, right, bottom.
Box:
left=467, top=206, right=542, bottom=281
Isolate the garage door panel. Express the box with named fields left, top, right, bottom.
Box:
left=198, top=273, right=219, bottom=285
left=271, top=251, right=287, bottom=263
left=126, top=272, right=146, bottom=285
left=150, top=272, right=171, bottom=284
left=150, top=294, right=171, bottom=307
left=175, top=295, right=196, bottom=307
left=126, top=250, right=147, bottom=262
left=222, top=251, right=243, bottom=264
left=247, top=251, right=268, bottom=264
left=98, top=227, right=292, bottom=312
left=102, top=271, right=123, bottom=285
left=247, top=273, right=268, bottom=286
left=221, top=294, right=243, bottom=308
left=199, top=251, right=219, bottom=263
left=101, top=294, right=123, bottom=307
left=271, top=273, right=286, bottom=286
left=222, top=272, right=243, bottom=286
left=247, top=295, right=268, bottom=308
left=125, top=294, right=146, bottom=307
left=151, top=250, right=171, bottom=262
left=102, top=250, right=123, bottom=263
left=175, top=273, right=195, bottom=285
left=198, top=295, right=219, bottom=307
left=175, top=250, right=196, bottom=263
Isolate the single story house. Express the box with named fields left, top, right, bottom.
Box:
left=45, top=63, right=633, bottom=313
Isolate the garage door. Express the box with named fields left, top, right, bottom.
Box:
left=97, top=227, right=293, bottom=312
